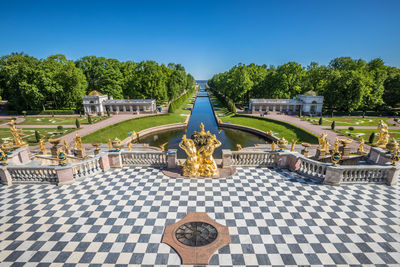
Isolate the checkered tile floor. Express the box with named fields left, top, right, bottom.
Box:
left=0, top=167, right=399, bottom=266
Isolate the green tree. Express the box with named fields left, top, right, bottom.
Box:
left=331, top=121, right=335, bottom=130
left=75, top=118, right=80, bottom=129
left=88, top=114, right=92, bottom=124
left=35, top=130, right=41, bottom=143
left=383, top=74, right=400, bottom=107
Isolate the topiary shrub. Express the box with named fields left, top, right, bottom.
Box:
left=318, top=117, right=323, bottom=125
left=88, top=115, right=93, bottom=124
left=35, top=130, right=41, bottom=143
left=75, top=119, right=80, bottom=129
left=369, top=132, right=375, bottom=144
left=107, top=109, right=110, bottom=117
left=348, top=126, right=354, bottom=131
left=331, top=121, right=335, bottom=130
left=57, top=125, right=63, bottom=131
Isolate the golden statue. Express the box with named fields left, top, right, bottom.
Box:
left=271, top=141, right=276, bottom=151
left=324, top=140, right=330, bottom=155
left=266, top=130, right=275, bottom=137
left=334, top=137, right=339, bottom=152
left=74, top=133, right=83, bottom=150
left=39, top=139, right=47, bottom=155
left=160, top=142, right=168, bottom=151
left=277, top=137, right=288, bottom=150
left=358, top=138, right=365, bottom=154
left=375, top=120, right=389, bottom=148
left=236, top=144, right=242, bottom=151
left=179, top=135, right=200, bottom=177
left=128, top=142, right=133, bottom=151
left=108, top=139, right=112, bottom=150
left=290, top=140, right=297, bottom=152
left=318, top=132, right=328, bottom=151
left=9, top=120, right=27, bottom=147
left=198, top=134, right=221, bottom=177
left=63, top=140, right=70, bottom=155
left=130, top=131, right=138, bottom=143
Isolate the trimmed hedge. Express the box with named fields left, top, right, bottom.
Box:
left=168, top=88, right=196, bottom=113
left=209, top=87, right=236, bottom=114
left=26, top=110, right=76, bottom=115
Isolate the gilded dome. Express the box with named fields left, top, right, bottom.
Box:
left=88, top=90, right=103, bottom=96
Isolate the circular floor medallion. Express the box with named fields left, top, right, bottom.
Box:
left=175, top=221, right=218, bottom=247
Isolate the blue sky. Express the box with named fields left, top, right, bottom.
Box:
left=1, top=0, right=399, bottom=79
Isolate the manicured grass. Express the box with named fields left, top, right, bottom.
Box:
left=336, top=128, right=400, bottom=143
left=303, top=116, right=393, bottom=127
left=0, top=128, right=75, bottom=145
left=82, top=113, right=186, bottom=143
left=19, top=116, right=107, bottom=125
left=221, top=115, right=318, bottom=144
left=210, top=92, right=318, bottom=143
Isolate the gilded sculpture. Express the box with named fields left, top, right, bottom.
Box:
left=271, top=141, right=276, bottom=151
left=290, top=139, right=297, bottom=152
left=63, top=140, right=70, bottom=155
left=108, top=139, right=112, bottom=150
left=39, top=139, right=47, bottom=155
left=318, top=132, right=328, bottom=151
left=74, top=133, right=83, bottom=150
left=277, top=137, right=288, bottom=151
left=375, top=120, right=389, bottom=148
left=358, top=138, right=366, bottom=154
left=236, top=144, right=242, bottom=151
left=9, top=120, right=27, bottom=148
left=179, top=123, right=221, bottom=177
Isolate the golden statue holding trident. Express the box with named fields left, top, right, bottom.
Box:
left=9, top=120, right=27, bottom=147
left=179, top=135, right=200, bottom=177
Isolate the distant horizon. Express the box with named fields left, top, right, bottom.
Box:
left=1, top=0, right=399, bottom=79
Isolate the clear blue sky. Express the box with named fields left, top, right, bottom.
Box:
left=1, top=0, right=399, bottom=79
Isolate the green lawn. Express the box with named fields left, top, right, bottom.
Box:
left=336, top=128, right=400, bottom=143
left=220, top=115, right=318, bottom=144
left=0, top=128, right=75, bottom=145
left=209, top=92, right=318, bottom=143
left=0, top=119, right=10, bottom=125
left=82, top=113, right=186, bottom=143
left=19, top=116, right=107, bottom=125
left=303, top=116, right=394, bottom=127
left=82, top=90, right=195, bottom=143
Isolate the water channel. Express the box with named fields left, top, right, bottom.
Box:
left=140, top=88, right=267, bottom=158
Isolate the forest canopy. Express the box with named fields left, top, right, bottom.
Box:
left=0, top=53, right=196, bottom=112
left=208, top=57, right=400, bottom=112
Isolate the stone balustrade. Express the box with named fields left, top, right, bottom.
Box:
left=222, top=149, right=399, bottom=186
left=296, top=156, right=330, bottom=182
left=71, top=155, right=103, bottom=181
left=121, top=151, right=167, bottom=167
left=231, top=151, right=277, bottom=167
left=5, top=166, right=58, bottom=184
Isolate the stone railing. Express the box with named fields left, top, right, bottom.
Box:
left=296, top=156, right=330, bottom=182
left=71, top=155, right=103, bottom=181
left=231, top=151, right=277, bottom=167
left=121, top=151, right=167, bottom=167
left=6, top=166, right=58, bottom=184
left=222, top=148, right=399, bottom=186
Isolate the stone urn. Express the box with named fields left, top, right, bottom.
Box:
left=112, top=138, right=122, bottom=151
left=340, top=139, right=352, bottom=148
left=92, top=143, right=101, bottom=155
left=301, top=142, right=311, bottom=157
left=49, top=138, right=61, bottom=147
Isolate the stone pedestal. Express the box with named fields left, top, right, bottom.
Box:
left=324, top=166, right=343, bottom=186
left=315, top=149, right=326, bottom=160
left=0, top=167, right=12, bottom=186
left=56, top=166, right=74, bottom=186
left=51, top=145, right=63, bottom=158
left=387, top=166, right=400, bottom=186
left=7, top=147, right=31, bottom=165
left=99, top=153, right=110, bottom=171
left=167, top=149, right=177, bottom=169
left=108, top=152, right=123, bottom=168
left=301, top=148, right=309, bottom=158
left=222, top=149, right=232, bottom=168
left=340, top=146, right=351, bottom=159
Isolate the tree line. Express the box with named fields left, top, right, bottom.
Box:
left=208, top=57, right=400, bottom=112
left=0, top=53, right=196, bottom=112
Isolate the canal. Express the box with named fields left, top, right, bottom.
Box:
left=140, top=88, right=267, bottom=158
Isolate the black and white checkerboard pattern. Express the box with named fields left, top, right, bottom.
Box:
left=0, top=167, right=399, bottom=266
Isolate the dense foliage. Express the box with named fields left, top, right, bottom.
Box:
left=0, top=53, right=196, bottom=112
left=208, top=58, right=400, bottom=112
left=168, top=87, right=196, bottom=113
